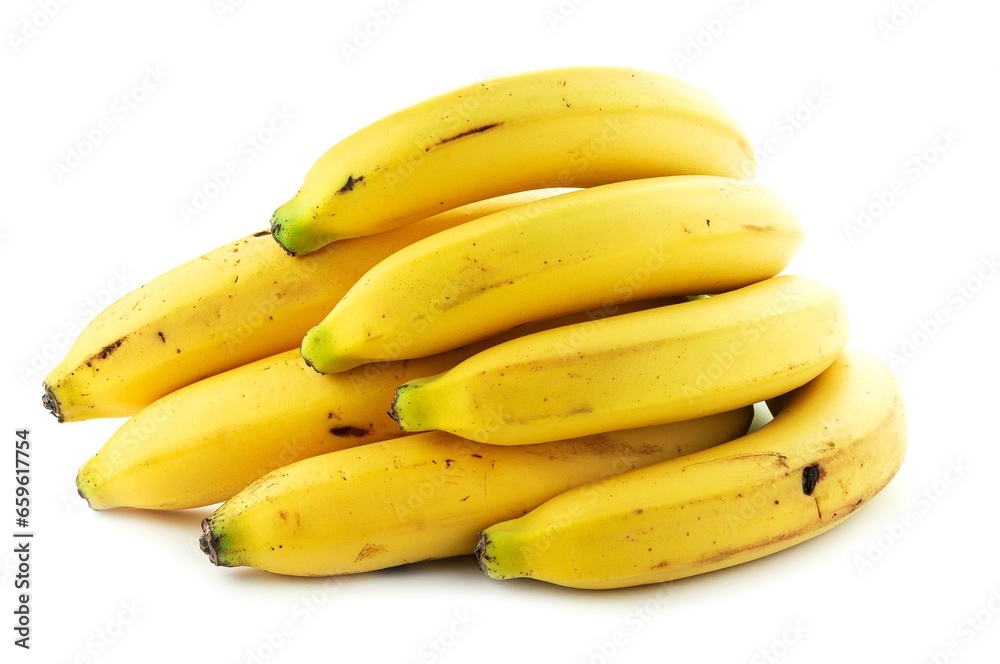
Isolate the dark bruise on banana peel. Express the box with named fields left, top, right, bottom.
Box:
left=336, top=174, right=364, bottom=193
left=428, top=122, right=504, bottom=150
left=329, top=425, right=370, bottom=438
left=801, top=463, right=822, bottom=496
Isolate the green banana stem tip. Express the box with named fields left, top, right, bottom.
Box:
left=268, top=217, right=295, bottom=256
left=299, top=345, right=323, bottom=375
left=388, top=381, right=427, bottom=431
left=76, top=486, right=92, bottom=510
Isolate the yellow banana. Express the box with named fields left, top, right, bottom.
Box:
left=476, top=348, right=907, bottom=589
left=390, top=274, right=849, bottom=446
left=76, top=299, right=680, bottom=510
left=43, top=192, right=551, bottom=422
left=270, top=66, right=755, bottom=255
left=199, top=407, right=754, bottom=576
left=301, top=176, right=803, bottom=374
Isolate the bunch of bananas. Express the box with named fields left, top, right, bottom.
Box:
left=48, top=66, right=906, bottom=590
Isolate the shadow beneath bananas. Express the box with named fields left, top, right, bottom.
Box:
left=91, top=505, right=215, bottom=537
left=213, top=553, right=488, bottom=590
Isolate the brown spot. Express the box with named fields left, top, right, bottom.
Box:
left=157, top=331, right=166, bottom=343
left=429, top=122, right=504, bottom=150
left=93, top=337, right=125, bottom=361
left=278, top=510, right=286, bottom=520
left=802, top=464, right=821, bottom=495
left=652, top=559, right=671, bottom=569
left=354, top=542, right=386, bottom=562
left=330, top=425, right=369, bottom=438
left=337, top=174, right=364, bottom=194
left=444, top=459, right=455, bottom=468
left=252, top=230, right=270, bottom=237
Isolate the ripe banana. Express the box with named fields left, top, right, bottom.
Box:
left=76, top=299, right=679, bottom=510
left=476, top=348, right=907, bottom=589
left=199, top=406, right=755, bottom=576
left=269, top=65, right=755, bottom=255
left=301, top=176, right=804, bottom=374
left=43, top=192, right=551, bottom=422
left=390, top=274, right=849, bottom=446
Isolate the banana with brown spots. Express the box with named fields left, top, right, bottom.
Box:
left=476, top=349, right=907, bottom=589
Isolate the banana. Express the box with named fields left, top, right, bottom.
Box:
left=269, top=66, right=755, bottom=255
left=43, top=192, right=551, bottom=422
left=476, top=348, right=907, bottom=589
left=390, top=274, right=849, bottom=446
left=76, top=298, right=680, bottom=510
left=301, top=176, right=804, bottom=374
left=199, top=406, right=755, bottom=576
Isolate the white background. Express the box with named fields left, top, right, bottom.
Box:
left=2, top=0, right=999, bottom=662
